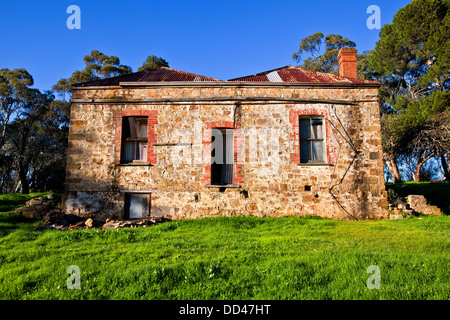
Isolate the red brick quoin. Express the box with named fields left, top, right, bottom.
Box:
left=201, top=121, right=244, bottom=185
left=113, top=110, right=158, bottom=164
left=289, top=107, right=336, bottom=164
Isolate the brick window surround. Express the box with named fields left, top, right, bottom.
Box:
left=289, top=108, right=336, bottom=164
left=201, top=121, right=244, bottom=185
left=113, top=110, right=158, bottom=164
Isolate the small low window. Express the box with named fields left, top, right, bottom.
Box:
left=121, top=117, right=148, bottom=163
left=125, top=193, right=150, bottom=219
left=299, top=116, right=325, bottom=163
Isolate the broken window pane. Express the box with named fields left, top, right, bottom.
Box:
left=122, top=116, right=149, bottom=163
left=299, top=119, right=310, bottom=140
left=311, top=119, right=323, bottom=139
left=300, top=140, right=310, bottom=163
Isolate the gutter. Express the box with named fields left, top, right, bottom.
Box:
left=70, top=96, right=366, bottom=106
left=72, top=81, right=381, bottom=90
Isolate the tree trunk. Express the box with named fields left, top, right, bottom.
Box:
left=414, top=152, right=433, bottom=182
left=414, top=160, right=424, bottom=182
left=18, top=165, right=29, bottom=194
left=441, top=153, right=450, bottom=181
left=385, top=152, right=402, bottom=183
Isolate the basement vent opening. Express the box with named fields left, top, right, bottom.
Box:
left=125, top=193, right=151, bottom=219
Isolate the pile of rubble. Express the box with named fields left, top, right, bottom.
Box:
left=40, top=215, right=168, bottom=231
left=13, top=194, right=61, bottom=219
left=389, top=194, right=441, bottom=220
left=13, top=194, right=168, bottom=231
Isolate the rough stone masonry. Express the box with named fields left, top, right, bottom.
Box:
left=63, top=48, right=388, bottom=221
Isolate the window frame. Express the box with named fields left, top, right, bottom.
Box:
left=299, top=115, right=326, bottom=164
left=210, top=127, right=234, bottom=186
left=121, top=116, right=149, bottom=164
left=124, top=193, right=151, bottom=220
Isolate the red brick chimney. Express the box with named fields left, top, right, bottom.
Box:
left=338, top=47, right=357, bottom=79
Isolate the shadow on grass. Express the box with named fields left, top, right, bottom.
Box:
left=0, top=192, right=49, bottom=237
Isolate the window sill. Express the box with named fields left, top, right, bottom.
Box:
left=205, top=185, right=242, bottom=188
left=120, top=190, right=157, bottom=193
left=297, top=163, right=334, bottom=167
left=116, top=163, right=154, bottom=167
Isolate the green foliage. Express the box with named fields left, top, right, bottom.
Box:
left=0, top=68, right=35, bottom=148
left=137, top=55, right=169, bottom=72
left=369, top=0, right=449, bottom=91
left=0, top=68, right=67, bottom=193
left=369, top=0, right=449, bottom=102
left=53, top=50, right=132, bottom=96
left=387, top=188, right=401, bottom=206
left=292, top=32, right=357, bottom=74
left=369, top=0, right=450, bottom=181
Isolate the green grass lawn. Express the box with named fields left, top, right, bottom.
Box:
left=0, top=192, right=449, bottom=300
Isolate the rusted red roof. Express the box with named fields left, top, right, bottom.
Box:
left=227, top=65, right=379, bottom=84
left=73, top=65, right=379, bottom=88
left=73, top=67, right=222, bottom=87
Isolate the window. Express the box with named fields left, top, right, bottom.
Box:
left=211, top=128, right=234, bottom=185
left=121, top=117, right=148, bottom=163
left=125, top=193, right=150, bottom=219
left=299, top=116, right=325, bottom=163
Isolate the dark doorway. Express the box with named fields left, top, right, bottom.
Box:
left=211, top=128, right=234, bottom=185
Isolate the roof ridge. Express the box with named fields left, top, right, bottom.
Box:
left=228, top=65, right=379, bottom=84
left=155, top=66, right=222, bottom=81
left=228, top=65, right=293, bottom=81
left=72, top=70, right=150, bottom=87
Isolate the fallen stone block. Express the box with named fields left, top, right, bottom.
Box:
left=102, top=220, right=120, bottom=229
left=22, top=206, right=38, bottom=219
left=85, top=218, right=94, bottom=227
left=407, top=195, right=441, bottom=215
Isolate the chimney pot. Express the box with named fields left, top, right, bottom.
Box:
left=338, top=47, right=357, bottom=79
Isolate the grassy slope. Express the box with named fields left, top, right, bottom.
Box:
left=0, top=193, right=449, bottom=300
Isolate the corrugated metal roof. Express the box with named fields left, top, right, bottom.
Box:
left=73, top=67, right=222, bottom=87
left=227, top=66, right=379, bottom=84
left=266, top=71, right=283, bottom=82
left=73, top=65, right=379, bottom=88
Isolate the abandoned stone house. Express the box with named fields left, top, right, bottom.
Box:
left=63, top=47, right=389, bottom=221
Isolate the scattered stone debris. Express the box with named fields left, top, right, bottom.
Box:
left=12, top=194, right=61, bottom=219
left=35, top=215, right=168, bottom=231
left=13, top=194, right=169, bottom=231
left=387, top=194, right=442, bottom=219
left=42, top=216, right=167, bottom=231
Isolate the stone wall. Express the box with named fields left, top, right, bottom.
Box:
left=63, top=84, right=388, bottom=221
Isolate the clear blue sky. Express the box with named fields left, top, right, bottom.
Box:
left=0, top=0, right=411, bottom=91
